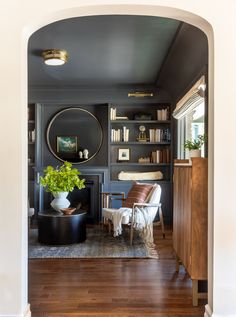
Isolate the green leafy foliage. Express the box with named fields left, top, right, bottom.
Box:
left=184, top=134, right=207, bottom=150
left=40, top=161, right=85, bottom=194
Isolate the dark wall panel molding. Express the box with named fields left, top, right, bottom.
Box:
left=28, top=87, right=172, bottom=104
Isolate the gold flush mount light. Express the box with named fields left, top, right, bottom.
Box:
left=128, top=92, right=154, bottom=98
left=42, top=49, right=68, bottom=66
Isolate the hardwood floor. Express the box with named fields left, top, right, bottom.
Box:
left=28, top=228, right=206, bottom=317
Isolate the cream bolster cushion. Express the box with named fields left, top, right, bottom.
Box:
left=118, top=171, right=163, bottom=181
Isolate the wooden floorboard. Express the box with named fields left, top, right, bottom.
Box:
left=29, top=227, right=206, bottom=317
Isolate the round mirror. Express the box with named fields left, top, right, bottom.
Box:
left=47, top=107, right=103, bottom=164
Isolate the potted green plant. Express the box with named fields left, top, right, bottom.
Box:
left=40, top=161, right=85, bottom=212
left=184, top=134, right=206, bottom=158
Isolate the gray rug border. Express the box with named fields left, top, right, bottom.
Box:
left=28, top=227, right=158, bottom=259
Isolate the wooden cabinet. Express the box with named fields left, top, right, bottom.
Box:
left=173, top=158, right=207, bottom=306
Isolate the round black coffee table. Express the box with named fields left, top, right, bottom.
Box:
left=38, top=209, right=87, bottom=245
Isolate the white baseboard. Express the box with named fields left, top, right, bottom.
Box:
left=0, top=303, right=31, bottom=317
left=205, top=304, right=213, bottom=317
left=212, top=315, right=236, bottom=317
left=23, top=304, right=31, bottom=317
left=205, top=303, right=236, bottom=317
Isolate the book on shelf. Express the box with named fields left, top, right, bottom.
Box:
left=157, top=107, right=169, bottom=121
left=110, top=107, right=117, bottom=120
left=122, top=126, right=129, bottom=142
left=110, top=107, right=128, bottom=121
left=150, top=148, right=170, bottom=163
left=111, top=127, right=129, bottom=142
left=116, top=116, right=129, bottom=120
left=111, top=129, right=121, bottom=142
left=149, top=128, right=171, bottom=142
left=28, top=129, right=35, bottom=142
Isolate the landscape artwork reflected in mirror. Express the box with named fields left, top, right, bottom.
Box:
left=57, top=136, right=78, bottom=153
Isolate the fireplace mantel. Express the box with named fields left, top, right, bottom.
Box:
left=39, top=168, right=109, bottom=224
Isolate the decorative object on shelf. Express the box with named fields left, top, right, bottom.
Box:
left=83, top=149, right=89, bottom=159
left=28, top=129, right=35, bottom=142
left=57, top=136, right=77, bottom=153
left=60, top=207, right=76, bottom=215
left=42, top=49, right=68, bottom=66
left=184, top=134, right=206, bottom=158
left=138, top=157, right=151, bottom=163
left=118, top=170, right=163, bottom=181
left=133, top=113, right=152, bottom=120
left=128, top=92, right=154, bottom=98
left=28, top=158, right=34, bottom=165
left=40, top=161, right=85, bottom=212
left=137, top=125, right=149, bottom=142
left=118, top=148, right=130, bottom=162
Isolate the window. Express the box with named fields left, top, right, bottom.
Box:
left=173, top=76, right=206, bottom=159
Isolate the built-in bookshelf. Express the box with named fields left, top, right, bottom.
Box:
left=28, top=104, right=37, bottom=211
left=108, top=103, right=172, bottom=182
left=28, top=104, right=36, bottom=180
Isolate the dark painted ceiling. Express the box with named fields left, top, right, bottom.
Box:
left=28, top=15, right=180, bottom=88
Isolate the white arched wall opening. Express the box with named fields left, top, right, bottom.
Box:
left=24, top=6, right=214, bottom=317
left=1, top=2, right=217, bottom=317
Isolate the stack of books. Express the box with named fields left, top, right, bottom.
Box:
left=28, top=129, right=35, bottom=142
left=110, top=107, right=117, bottom=120
left=151, top=148, right=170, bottom=163
left=111, top=127, right=129, bottom=142
left=149, top=128, right=171, bottom=142
left=157, top=107, right=169, bottom=121
left=110, top=107, right=128, bottom=120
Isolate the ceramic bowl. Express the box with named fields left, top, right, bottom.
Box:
left=60, top=207, right=76, bottom=215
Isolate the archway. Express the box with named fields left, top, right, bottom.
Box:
left=23, top=5, right=213, bottom=317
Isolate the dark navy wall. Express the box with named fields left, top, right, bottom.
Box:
left=29, top=86, right=174, bottom=224
left=157, top=23, right=208, bottom=102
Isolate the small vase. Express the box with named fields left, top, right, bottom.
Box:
left=51, top=192, right=70, bottom=212
left=189, top=149, right=201, bottom=158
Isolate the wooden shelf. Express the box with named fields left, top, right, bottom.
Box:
left=110, top=179, right=171, bottom=183
left=110, top=163, right=170, bottom=166
left=111, top=120, right=171, bottom=124
left=110, top=142, right=171, bottom=145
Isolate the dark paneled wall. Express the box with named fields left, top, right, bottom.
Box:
left=30, top=87, right=174, bottom=224
left=29, top=86, right=171, bottom=104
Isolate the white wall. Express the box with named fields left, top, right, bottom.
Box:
left=0, top=1, right=235, bottom=316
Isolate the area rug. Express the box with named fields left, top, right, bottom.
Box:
left=28, top=226, right=158, bottom=259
